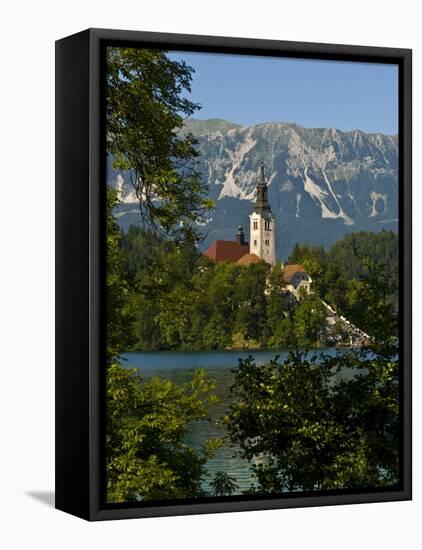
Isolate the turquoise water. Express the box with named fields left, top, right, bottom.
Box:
left=120, top=348, right=344, bottom=495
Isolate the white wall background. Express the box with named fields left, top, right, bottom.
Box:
left=0, top=0, right=419, bottom=547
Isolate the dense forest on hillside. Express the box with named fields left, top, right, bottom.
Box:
left=117, top=224, right=398, bottom=351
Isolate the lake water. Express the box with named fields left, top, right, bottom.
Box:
left=120, top=348, right=345, bottom=495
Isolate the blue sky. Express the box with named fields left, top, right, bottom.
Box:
left=169, top=52, right=398, bottom=134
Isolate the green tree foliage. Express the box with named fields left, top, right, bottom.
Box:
left=293, top=294, right=326, bottom=348
left=328, top=230, right=398, bottom=284
left=288, top=231, right=398, bottom=316
left=328, top=231, right=399, bottom=336
left=106, top=193, right=221, bottom=503
left=119, top=227, right=398, bottom=353
left=323, top=260, right=349, bottom=313
left=266, top=264, right=292, bottom=348
left=121, top=229, right=303, bottom=351
left=225, top=349, right=398, bottom=493
left=225, top=260, right=399, bottom=493
left=341, top=258, right=398, bottom=353
left=266, top=268, right=326, bottom=350
left=209, top=471, right=238, bottom=497
left=106, top=47, right=213, bottom=243
left=120, top=226, right=273, bottom=350
left=106, top=188, right=137, bottom=360
left=232, top=262, right=270, bottom=343
left=106, top=364, right=221, bottom=502
left=120, top=225, right=169, bottom=285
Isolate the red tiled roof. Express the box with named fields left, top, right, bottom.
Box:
left=236, top=253, right=263, bottom=265
left=204, top=240, right=250, bottom=263
left=282, top=264, right=307, bottom=283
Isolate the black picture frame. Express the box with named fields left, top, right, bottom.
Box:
left=55, top=28, right=412, bottom=521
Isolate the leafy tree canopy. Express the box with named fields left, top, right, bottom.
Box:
left=106, top=192, right=222, bottom=503
left=107, top=363, right=221, bottom=502
left=225, top=347, right=399, bottom=493
left=106, top=188, right=137, bottom=361
left=225, top=251, right=399, bottom=493
left=106, top=47, right=214, bottom=243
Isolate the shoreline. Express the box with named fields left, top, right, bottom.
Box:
left=124, top=342, right=359, bottom=355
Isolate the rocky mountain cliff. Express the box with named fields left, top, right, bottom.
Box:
left=110, top=119, right=398, bottom=259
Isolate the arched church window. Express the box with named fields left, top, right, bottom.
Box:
left=253, top=221, right=258, bottom=230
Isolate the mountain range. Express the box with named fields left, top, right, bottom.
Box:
left=110, top=118, right=398, bottom=259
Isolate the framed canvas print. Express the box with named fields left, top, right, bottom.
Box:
left=55, top=28, right=412, bottom=521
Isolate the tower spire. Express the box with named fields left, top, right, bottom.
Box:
left=259, top=161, right=266, bottom=185
left=255, top=162, right=271, bottom=213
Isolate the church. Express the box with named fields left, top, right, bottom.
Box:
left=204, top=163, right=312, bottom=297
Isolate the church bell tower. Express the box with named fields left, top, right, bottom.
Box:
left=249, top=162, right=276, bottom=265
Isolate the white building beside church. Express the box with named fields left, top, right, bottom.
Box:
left=282, top=264, right=313, bottom=299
